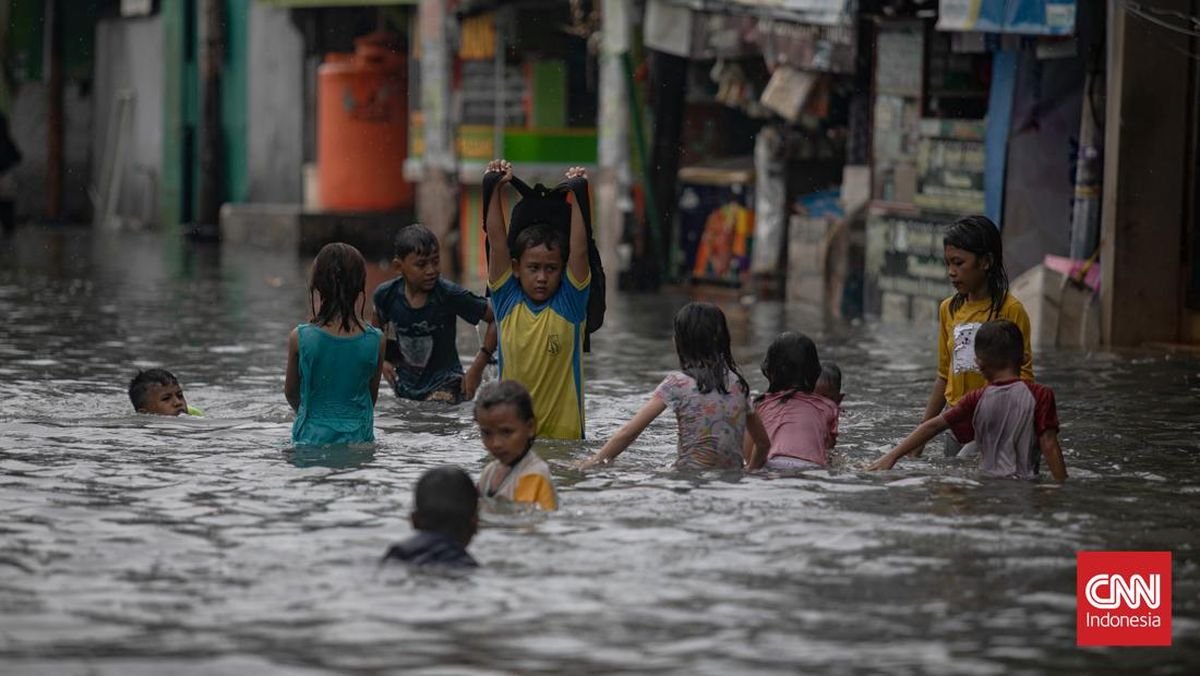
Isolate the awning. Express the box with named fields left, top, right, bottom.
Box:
left=937, top=0, right=1077, bottom=36
left=658, top=0, right=853, bottom=27
left=645, top=0, right=856, bottom=73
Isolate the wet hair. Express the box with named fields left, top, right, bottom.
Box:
left=818, top=362, right=843, bottom=395
left=394, top=224, right=439, bottom=260
left=128, top=368, right=179, bottom=410
left=309, top=242, right=367, bottom=333
left=758, top=332, right=822, bottom=402
left=973, top=319, right=1025, bottom=372
left=944, top=215, right=1009, bottom=319
left=673, top=302, right=749, bottom=396
left=511, top=223, right=567, bottom=263
left=473, top=380, right=536, bottom=425
left=411, top=466, right=479, bottom=545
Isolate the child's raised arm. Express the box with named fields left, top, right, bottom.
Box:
left=462, top=305, right=498, bottom=400
left=580, top=396, right=667, bottom=469
left=868, top=415, right=949, bottom=471
left=564, top=166, right=590, bottom=285
left=1039, top=429, right=1068, bottom=482
left=484, top=159, right=513, bottom=285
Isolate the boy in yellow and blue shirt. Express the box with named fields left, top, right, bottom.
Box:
left=483, top=160, right=591, bottom=440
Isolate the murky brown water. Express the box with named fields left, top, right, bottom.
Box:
left=1, top=228, right=1198, bottom=674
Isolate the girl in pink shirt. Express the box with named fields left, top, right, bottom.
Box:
left=746, top=332, right=839, bottom=470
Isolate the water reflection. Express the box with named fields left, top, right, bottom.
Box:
left=0, top=228, right=1198, bottom=673
left=286, top=444, right=378, bottom=469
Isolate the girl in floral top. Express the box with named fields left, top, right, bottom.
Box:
left=582, top=303, right=770, bottom=470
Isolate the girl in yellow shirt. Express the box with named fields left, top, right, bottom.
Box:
left=918, top=215, right=1034, bottom=458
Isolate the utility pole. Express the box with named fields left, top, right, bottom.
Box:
left=597, top=0, right=630, bottom=297
left=198, top=0, right=225, bottom=231
left=417, top=0, right=457, bottom=250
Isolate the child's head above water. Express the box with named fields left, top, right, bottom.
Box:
left=511, top=223, right=568, bottom=303
left=943, top=215, right=1009, bottom=317
left=473, top=380, right=536, bottom=465
left=814, top=362, right=843, bottom=404
left=673, top=302, right=748, bottom=396
left=411, top=465, right=479, bottom=548
left=309, top=242, right=367, bottom=332
left=129, top=368, right=188, bottom=416
left=973, top=319, right=1025, bottom=378
left=393, top=224, right=441, bottom=293
left=760, top=332, right=822, bottom=396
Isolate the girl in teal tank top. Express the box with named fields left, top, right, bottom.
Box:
left=285, top=243, right=385, bottom=446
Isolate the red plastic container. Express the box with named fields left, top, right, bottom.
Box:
left=317, top=34, right=412, bottom=211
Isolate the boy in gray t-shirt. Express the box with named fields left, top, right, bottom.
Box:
left=868, top=320, right=1067, bottom=482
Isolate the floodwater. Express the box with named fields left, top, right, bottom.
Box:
left=1, top=228, right=1198, bottom=675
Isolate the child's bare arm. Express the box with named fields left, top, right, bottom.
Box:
left=868, top=416, right=949, bottom=471
left=484, top=160, right=513, bottom=285
left=1039, top=430, right=1068, bottom=482
left=745, top=412, right=771, bottom=470
left=910, top=376, right=948, bottom=457
left=580, top=396, right=667, bottom=468
left=284, top=328, right=301, bottom=411
left=369, top=332, right=385, bottom=404
left=462, top=316, right=497, bottom=400
left=564, top=166, right=590, bottom=284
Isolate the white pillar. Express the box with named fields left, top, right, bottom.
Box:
left=597, top=0, right=632, bottom=296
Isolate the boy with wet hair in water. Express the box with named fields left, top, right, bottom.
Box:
left=868, top=320, right=1067, bottom=482
left=129, top=369, right=202, bottom=416
left=382, top=465, right=479, bottom=568
left=372, top=224, right=497, bottom=403
left=474, top=380, right=557, bottom=511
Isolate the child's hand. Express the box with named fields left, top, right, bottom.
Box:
left=382, top=362, right=397, bottom=389
left=564, top=166, right=587, bottom=181
left=462, top=362, right=485, bottom=400
left=485, top=159, right=513, bottom=184
left=866, top=456, right=895, bottom=472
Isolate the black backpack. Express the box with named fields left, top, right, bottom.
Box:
left=482, top=172, right=607, bottom=351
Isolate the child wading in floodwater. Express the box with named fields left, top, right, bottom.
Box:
left=285, top=242, right=385, bottom=446
left=869, top=320, right=1067, bottom=482
left=916, top=215, right=1034, bottom=458
left=474, top=380, right=557, bottom=511
left=372, top=224, right=497, bottom=404
left=747, top=333, right=840, bottom=471
left=582, top=302, right=771, bottom=471
left=483, top=160, right=592, bottom=440
left=129, top=368, right=203, bottom=416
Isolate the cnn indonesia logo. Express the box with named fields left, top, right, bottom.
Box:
left=1077, top=551, right=1172, bottom=646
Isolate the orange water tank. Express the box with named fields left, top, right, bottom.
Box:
left=317, top=34, right=412, bottom=211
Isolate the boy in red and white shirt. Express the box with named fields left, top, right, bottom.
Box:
left=869, top=320, right=1067, bottom=482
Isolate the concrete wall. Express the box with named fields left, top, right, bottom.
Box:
left=93, top=15, right=164, bottom=228
left=246, top=3, right=304, bottom=204
left=8, top=82, right=93, bottom=223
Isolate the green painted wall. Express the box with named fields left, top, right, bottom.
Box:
left=222, top=0, right=248, bottom=204
left=160, top=0, right=184, bottom=228
left=162, top=0, right=249, bottom=228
